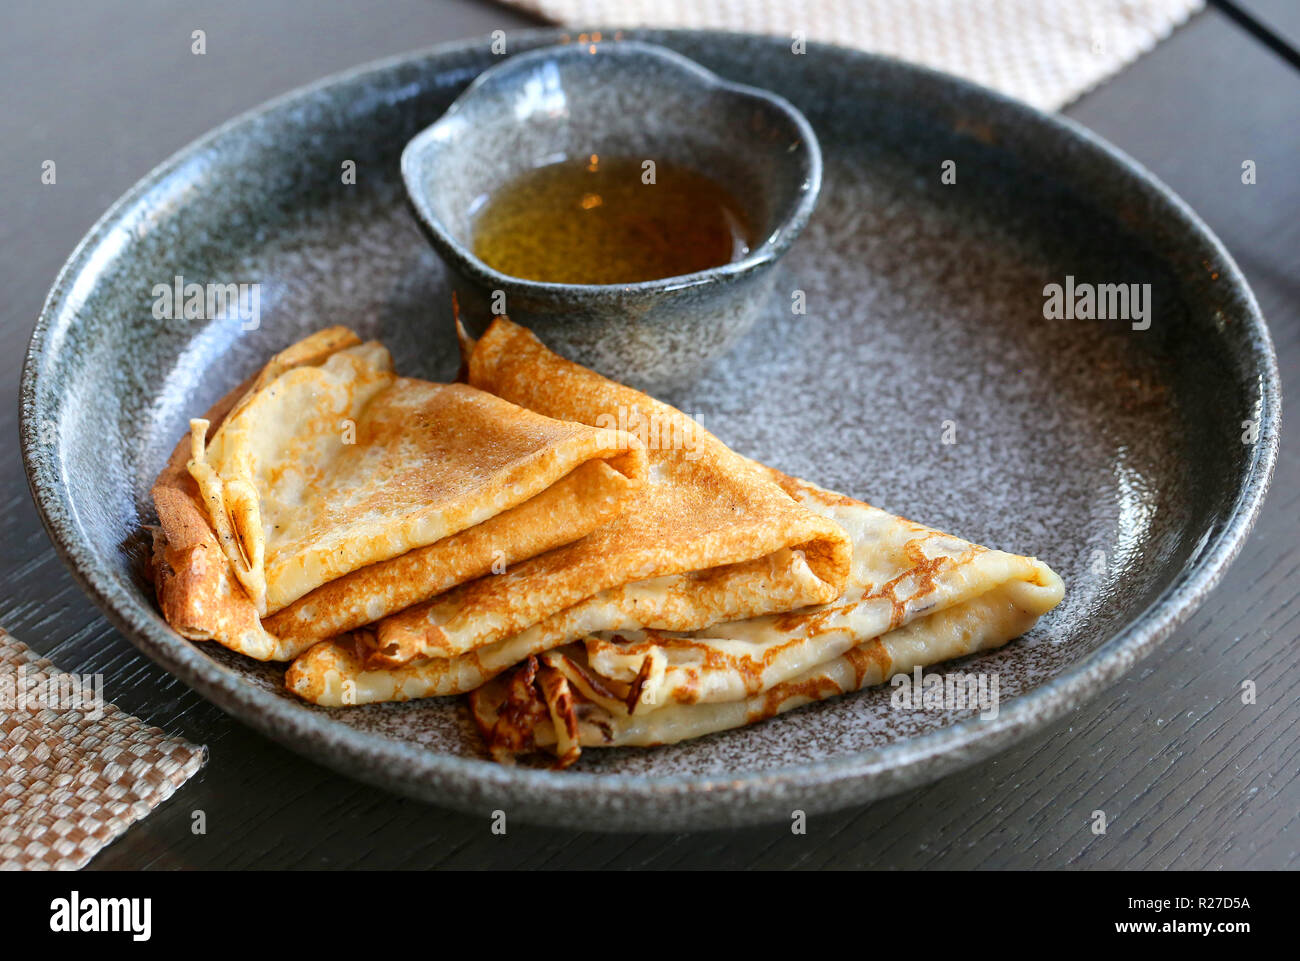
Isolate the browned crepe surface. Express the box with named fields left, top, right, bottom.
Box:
left=151, top=327, right=645, bottom=661
left=467, top=476, right=1064, bottom=767
left=285, top=318, right=853, bottom=703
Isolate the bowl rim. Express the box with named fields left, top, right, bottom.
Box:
left=19, top=27, right=1281, bottom=825
left=400, top=38, right=824, bottom=296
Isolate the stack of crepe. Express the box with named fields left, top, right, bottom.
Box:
left=151, top=326, right=648, bottom=662
left=151, top=319, right=1063, bottom=769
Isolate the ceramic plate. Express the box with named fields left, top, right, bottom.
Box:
left=21, top=29, right=1279, bottom=830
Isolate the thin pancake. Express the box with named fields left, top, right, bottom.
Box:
left=260, top=459, right=635, bottom=657
left=582, top=472, right=1063, bottom=707
left=152, top=329, right=357, bottom=660
left=467, top=475, right=1064, bottom=766
left=469, top=581, right=1056, bottom=761
left=188, top=332, right=645, bottom=616
left=151, top=327, right=646, bottom=660
left=284, top=546, right=835, bottom=704
left=285, top=318, right=853, bottom=703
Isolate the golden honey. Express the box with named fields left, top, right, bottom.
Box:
left=472, top=155, right=752, bottom=284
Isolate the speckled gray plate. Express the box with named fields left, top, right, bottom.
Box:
left=21, top=30, right=1280, bottom=831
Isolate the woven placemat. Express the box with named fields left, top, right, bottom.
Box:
left=0, top=629, right=206, bottom=870
left=499, top=0, right=1204, bottom=111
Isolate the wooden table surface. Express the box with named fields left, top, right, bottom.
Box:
left=2, top=0, right=1295, bottom=869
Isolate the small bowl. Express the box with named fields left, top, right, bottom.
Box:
left=401, top=39, right=822, bottom=389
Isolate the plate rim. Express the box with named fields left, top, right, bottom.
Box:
left=19, top=27, right=1282, bottom=827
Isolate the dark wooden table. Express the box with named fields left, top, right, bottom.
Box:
left=2, top=0, right=1295, bottom=869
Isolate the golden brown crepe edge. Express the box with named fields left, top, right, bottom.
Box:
left=267, top=457, right=641, bottom=659
left=150, top=326, right=653, bottom=663
left=150, top=329, right=365, bottom=658
left=468, top=578, right=1061, bottom=767
left=356, top=315, right=852, bottom=665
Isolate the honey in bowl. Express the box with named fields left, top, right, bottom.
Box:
left=471, top=155, right=753, bottom=285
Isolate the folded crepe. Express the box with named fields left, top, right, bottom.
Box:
left=285, top=318, right=855, bottom=705
left=468, top=472, right=1064, bottom=766
left=151, top=327, right=647, bottom=661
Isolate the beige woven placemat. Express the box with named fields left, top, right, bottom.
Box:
left=0, top=629, right=205, bottom=870
left=500, top=0, right=1204, bottom=110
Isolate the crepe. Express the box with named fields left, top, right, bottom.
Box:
left=151, top=327, right=647, bottom=661
left=467, top=472, right=1064, bottom=766
left=285, top=318, right=854, bottom=705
